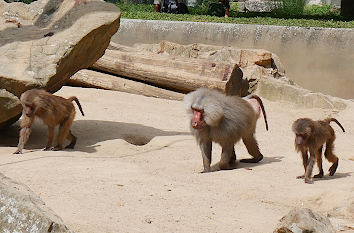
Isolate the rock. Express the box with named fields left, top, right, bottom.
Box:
left=133, top=41, right=346, bottom=110
left=0, top=89, right=22, bottom=128
left=274, top=208, right=336, bottom=233
left=69, top=69, right=185, bottom=100
left=0, top=172, right=73, bottom=233
left=238, top=0, right=279, bottom=13
left=93, top=43, right=243, bottom=96
left=134, top=40, right=286, bottom=96
left=0, top=0, right=121, bottom=128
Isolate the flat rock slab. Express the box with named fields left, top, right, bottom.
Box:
left=0, top=0, right=121, bottom=127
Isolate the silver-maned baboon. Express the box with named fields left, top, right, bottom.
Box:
left=184, top=88, right=268, bottom=172
left=292, top=117, right=345, bottom=184
left=14, top=89, right=84, bottom=154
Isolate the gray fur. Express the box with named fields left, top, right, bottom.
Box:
left=184, top=88, right=265, bottom=172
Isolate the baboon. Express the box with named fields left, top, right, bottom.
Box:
left=5, top=19, right=21, bottom=28
left=74, top=0, right=86, bottom=6
left=13, top=89, right=85, bottom=154
left=184, top=88, right=268, bottom=172
left=292, top=118, right=345, bottom=184
left=244, top=94, right=269, bottom=130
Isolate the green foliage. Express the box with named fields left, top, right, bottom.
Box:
left=230, top=2, right=239, bottom=13
left=272, top=0, right=306, bottom=16
left=304, top=4, right=340, bottom=16
left=116, top=2, right=354, bottom=28
left=201, top=0, right=216, bottom=8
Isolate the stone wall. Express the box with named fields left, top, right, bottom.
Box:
left=112, top=19, right=354, bottom=99
left=306, top=0, right=341, bottom=7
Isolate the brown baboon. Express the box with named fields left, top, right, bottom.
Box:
left=74, top=0, right=86, bottom=6
left=13, top=89, right=85, bottom=154
left=292, top=118, right=345, bottom=184
left=184, top=88, right=268, bottom=172
left=5, top=19, right=21, bottom=28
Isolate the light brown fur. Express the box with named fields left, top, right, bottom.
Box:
left=184, top=88, right=268, bottom=172
left=14, top=89, right=84, bottom=154
left=292, top=118, right=345, bottom=184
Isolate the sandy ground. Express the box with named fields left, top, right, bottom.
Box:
left=0, top=86, right=353, bottom=233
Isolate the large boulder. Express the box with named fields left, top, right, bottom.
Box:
left=0, top=172, right=73, bottom=232
left=274, top=208, right=336, bottom=233
left=0, top=0, right=121, bottom=128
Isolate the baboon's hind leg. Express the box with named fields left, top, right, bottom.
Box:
left=324, top=139, right=339, bottom=176
left=65, top=130, right=77, bottom=149
left=44, top=126, right=54, bottom=151
left=52, top=113, right=74, bottom=151
left=240, top=134, right=263, bottom=163
left=219, top=145, right=237, bottom=170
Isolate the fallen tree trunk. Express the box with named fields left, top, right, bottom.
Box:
left=91, top=44, right=243, bottom=96
left=68, top=69, right=184, bottom=100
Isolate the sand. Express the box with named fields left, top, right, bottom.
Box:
left=0, top=86, right=353, bottom=232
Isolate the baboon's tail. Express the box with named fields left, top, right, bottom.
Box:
left=325, top=118, right=345, bottom=132
left=68, top=96, right=85, bottom=116
left=248, top=94, right=268, bottom=131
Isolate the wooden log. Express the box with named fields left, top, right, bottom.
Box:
left=91, top=44, right=243, bottom=96
left=68, top=69, right=184, bottom=100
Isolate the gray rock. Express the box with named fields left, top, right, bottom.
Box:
left=274, top=208, right=336, bottom=233
left=242, top=0, right=279, bottom=13
left=0, top=0, right=121, bottom=128
left=0, top=89, right=22, bottom=128
left=0, top=172, right=73, bottom=233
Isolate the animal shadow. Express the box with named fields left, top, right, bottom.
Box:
left=314, top=172, right=352, bottom=181
left=0, top=120, right=189, bottom=154
left=210, top=156, right=283, bottom=172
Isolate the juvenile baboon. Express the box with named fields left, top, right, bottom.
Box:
left=292, top=118, right=345, bottom=184
left=184, top=88, right=268, bottom=172
left=14, top=89, right=85, bottom=154
left=74, top=0, right=86, bottom=6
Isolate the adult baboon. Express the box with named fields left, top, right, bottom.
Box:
left=184, top=88, right=268, bottom=172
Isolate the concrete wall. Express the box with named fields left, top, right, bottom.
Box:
left=306, top=0, right=341, bottom=7
left=112, top=19, right=354, bottom=99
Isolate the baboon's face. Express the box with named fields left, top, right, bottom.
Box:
left=191, top=107, right=207, bottom=129
left=22, top=103, right=35, bottom=117
left=292, top=119, right=312, bottom=145
left=295, top=132, right=308, bottom=145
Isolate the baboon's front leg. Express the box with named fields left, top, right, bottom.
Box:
left=200, top=141, right=212, bottom=173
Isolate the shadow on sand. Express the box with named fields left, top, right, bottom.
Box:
left=0, top=120, right=190, bottom=154
left=208, top=156, right=284, bottom=172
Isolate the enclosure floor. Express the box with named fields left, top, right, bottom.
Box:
left=1, top=86, right=353, bottom=233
